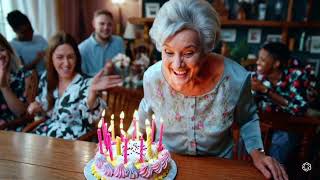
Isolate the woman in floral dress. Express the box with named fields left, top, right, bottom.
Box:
left=251, top=42, right=317, bottom=166
left=28, top=32, right=122, bottom=140
left=0, top=33, right=29, bottom=128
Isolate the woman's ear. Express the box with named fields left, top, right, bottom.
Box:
left=273, top=60, right=281, bottom=69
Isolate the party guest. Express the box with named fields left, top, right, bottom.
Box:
left=79, top=9, right=125, bottom=77
left=0, top=33, right=29, bottom=128
left=28, top=32, right=122, bottom=140
left=129, top=0, right=288, bottom=179
left=7, top=10, right=48, bottom=75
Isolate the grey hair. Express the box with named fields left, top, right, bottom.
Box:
left=149, top=0, right=221, bottom=53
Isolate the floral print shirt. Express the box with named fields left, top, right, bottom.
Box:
left=0, top=68, right=29, bottom=123
left=136, top=59, right=263, bottom=158
left=252, top=66, right=316, bottom=115
left=34, top=73, right=106, bottom=140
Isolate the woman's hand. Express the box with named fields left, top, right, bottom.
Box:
left=87, top=70, right=123, bottom=109
left=90, top=70, right=123, bottom=94
left=0, top=61, right=9, bottom=88
left=251, top=149, right=288, bottom=180
left=251, top=77, right=268, bottom=93
left=27, top=101, right=43, bottom=115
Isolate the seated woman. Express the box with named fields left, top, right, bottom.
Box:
left=251, top=42, right=317, bottom=165
left=129, top=0, right=287, bottom=179
left=0, top=33, right=29, bottom=128
left=28, top=32, right=122, bottom=140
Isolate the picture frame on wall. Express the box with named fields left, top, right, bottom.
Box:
left=266, top=34, right=282, bottom=43
left=145, top=3, right=160, bottom=18
left=310, top=36, right=320, bottom=54
left=306, top=58, right=320, bottom=76
left=221, top=29, right=236, bottom=42
left=247, top=29, right=262, bottom=44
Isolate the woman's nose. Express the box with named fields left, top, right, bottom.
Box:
left=172, top=55, right=183, bottom=68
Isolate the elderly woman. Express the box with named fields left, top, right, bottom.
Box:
left=133, top=0, right=287, bottom=179
left=28, top=32, right=122, bottom=140
left=0, top=33, right=29, bottom=127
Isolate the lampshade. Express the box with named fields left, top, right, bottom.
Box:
left=123, top=22, right=136, bottom=40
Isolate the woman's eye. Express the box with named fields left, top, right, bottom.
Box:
left=184, top=52, right=194, bottom=57
left=164, top=50, right=174, bottom=56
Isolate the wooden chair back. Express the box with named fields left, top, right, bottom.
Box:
left=25, top=69, right=39, bottom=104
left=103, top=87, right=144, bottom=137
left=258, top=110, right=319, bottom=161
left=232, top=110, right=319, bottom=162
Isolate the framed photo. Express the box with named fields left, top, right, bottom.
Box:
left=310, top=36, right=320, bottom=54
left=305, top=59, right=320, bottom=76
left=145, top=3, right=160, bottom=18
left=266, top=34, right=282, bottom=43
left=221, top=29, right=236, bottom=42
left=247, top=28, right=262, bottom=43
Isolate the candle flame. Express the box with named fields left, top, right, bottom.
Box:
left=98, top=120, right=102, bottom=128
left=121, top=129, right=126, bottom=137
left=152, top=114, right=155, bottom=120
left=145, top=119, right=150, bottom=126
left=120, top=111, right=125, bottom=119
left=102, top=109, right=105, bottom=117
left=133, top=110, right=138, bottom=118
left=111, top=114, right=114, bottom=120
left=160, top=117, right=163, bottom=123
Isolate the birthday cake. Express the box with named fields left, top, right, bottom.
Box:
left=85, top=112, right=173, bottom=180
left=89, top=139, right=172, bottom=180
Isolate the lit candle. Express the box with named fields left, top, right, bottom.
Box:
left=116, top=136, right=122, bottom=155
left=101, top=109, right=106, bottom=135
left=132, top=110, right=138, bottom=140
left=158, top=118, right=164, bottom=152
left=145, top=119, right=152, bottom=158
left=120, top=111, right=125, bottom=141
left=107, top=132, right=113, bottom=161
left=97, top=120, right=103, bottom=154
left=124, top=137, right=128, bottom=164
left=151, top=114, right=156, bottom=142
left=108, top=114, right=115, bottom=141
left=139, top=135, right=144, bottom=163
left=102, top=122, right=108, bottom=152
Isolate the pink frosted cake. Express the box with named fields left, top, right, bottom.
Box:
left=89, top=139, right=172, bottom=179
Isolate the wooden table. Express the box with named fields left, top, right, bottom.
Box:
left=0, top=131, right=264, bottom=180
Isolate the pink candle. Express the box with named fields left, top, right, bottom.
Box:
left=102, top=123, right=108, bottom=152
left=97, top=129, right=103, bottom=154
left=158, top=118, right=164, bottom=152
left=139, top=136, right=144, bottom=163
left=107, top=132, right=113, bottom=161
left=124, top=137, right=128, bottom=164
left=120, top=111, right=125, bottom=142
left=151, top=114, right=156, bottom=142
left=101, top=110, right=106, bottom=136
left=132, top=110, right=138, bottom=140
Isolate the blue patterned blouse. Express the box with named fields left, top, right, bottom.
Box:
left=137, top=59, right=263, bottom=158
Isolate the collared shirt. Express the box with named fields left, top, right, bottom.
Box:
left=34, top=72, right=106, bottom=140
left=78, top=34, right=125, bottom=77
left=10, top=35, right=48, bottom=75
left=136, top=59, right=263, bottom=158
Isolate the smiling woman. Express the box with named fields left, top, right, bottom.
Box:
left=129, top=0, right=288, bottom=180
left=27, top=32, right=123, bottom=140
left=0, top=33, right=28, bottom=128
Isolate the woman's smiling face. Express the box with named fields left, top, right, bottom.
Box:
left=162, top=29, right=204, bottom=92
